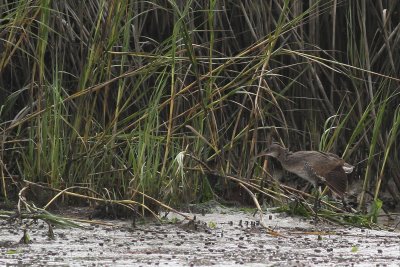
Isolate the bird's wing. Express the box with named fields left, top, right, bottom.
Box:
left=304, top=162, right=326, bottom=185
left=306, top=162, right=348, bottom=197
left=323, top=165, right=348, bottom=197
left=321, top=152, right=354, bottom=173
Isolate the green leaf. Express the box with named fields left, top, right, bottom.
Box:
left=208, top=221, right=217, bottom=229
left=6, top=249, right=19, bottom=255
left=368, top=198, right=383, bottom=223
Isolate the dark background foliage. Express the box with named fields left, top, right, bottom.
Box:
left=0, top=0, right=399, bottom=210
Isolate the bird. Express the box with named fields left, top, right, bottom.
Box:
left=263, top=143, right=354, bottom=211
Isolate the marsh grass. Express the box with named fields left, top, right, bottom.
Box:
left=0, top=1, right=399, bottom=222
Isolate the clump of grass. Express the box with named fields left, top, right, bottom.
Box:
left=0, top=1, right=399, bottom=225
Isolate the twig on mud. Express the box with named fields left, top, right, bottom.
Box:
left=18, top=185, right=30, bottom=214
left=24, top=180, right=158, bottom=218
left=22, top=180, right=193, bottom=222
left=237, top=182, right=284, bottom=237
left=128, top=189, right=193, bottom=221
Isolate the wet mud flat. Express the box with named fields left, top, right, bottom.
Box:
left=1, top=208, right=399, bottom=266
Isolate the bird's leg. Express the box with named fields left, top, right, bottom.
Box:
left=312, top=186, right=322, bottom=222
left=304, top=162, right=324, bottom=220
left=304, top=161, right=325, bottom=214
left=341, top=193, right=356, bottom=213
left=341, top=197, right=350, bottom=212
left=313, top=188, right=320, bottom=211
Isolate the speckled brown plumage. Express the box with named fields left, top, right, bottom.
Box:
left=264, top=143, right=354, bottom=196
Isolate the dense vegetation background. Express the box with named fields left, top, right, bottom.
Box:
left=0, top=0, right=399, bottom=214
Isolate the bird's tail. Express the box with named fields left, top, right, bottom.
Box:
left=324, top=167, right=348, bottom=197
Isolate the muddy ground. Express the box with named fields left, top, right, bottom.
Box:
left=0, top=206, right=399, bottom=266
